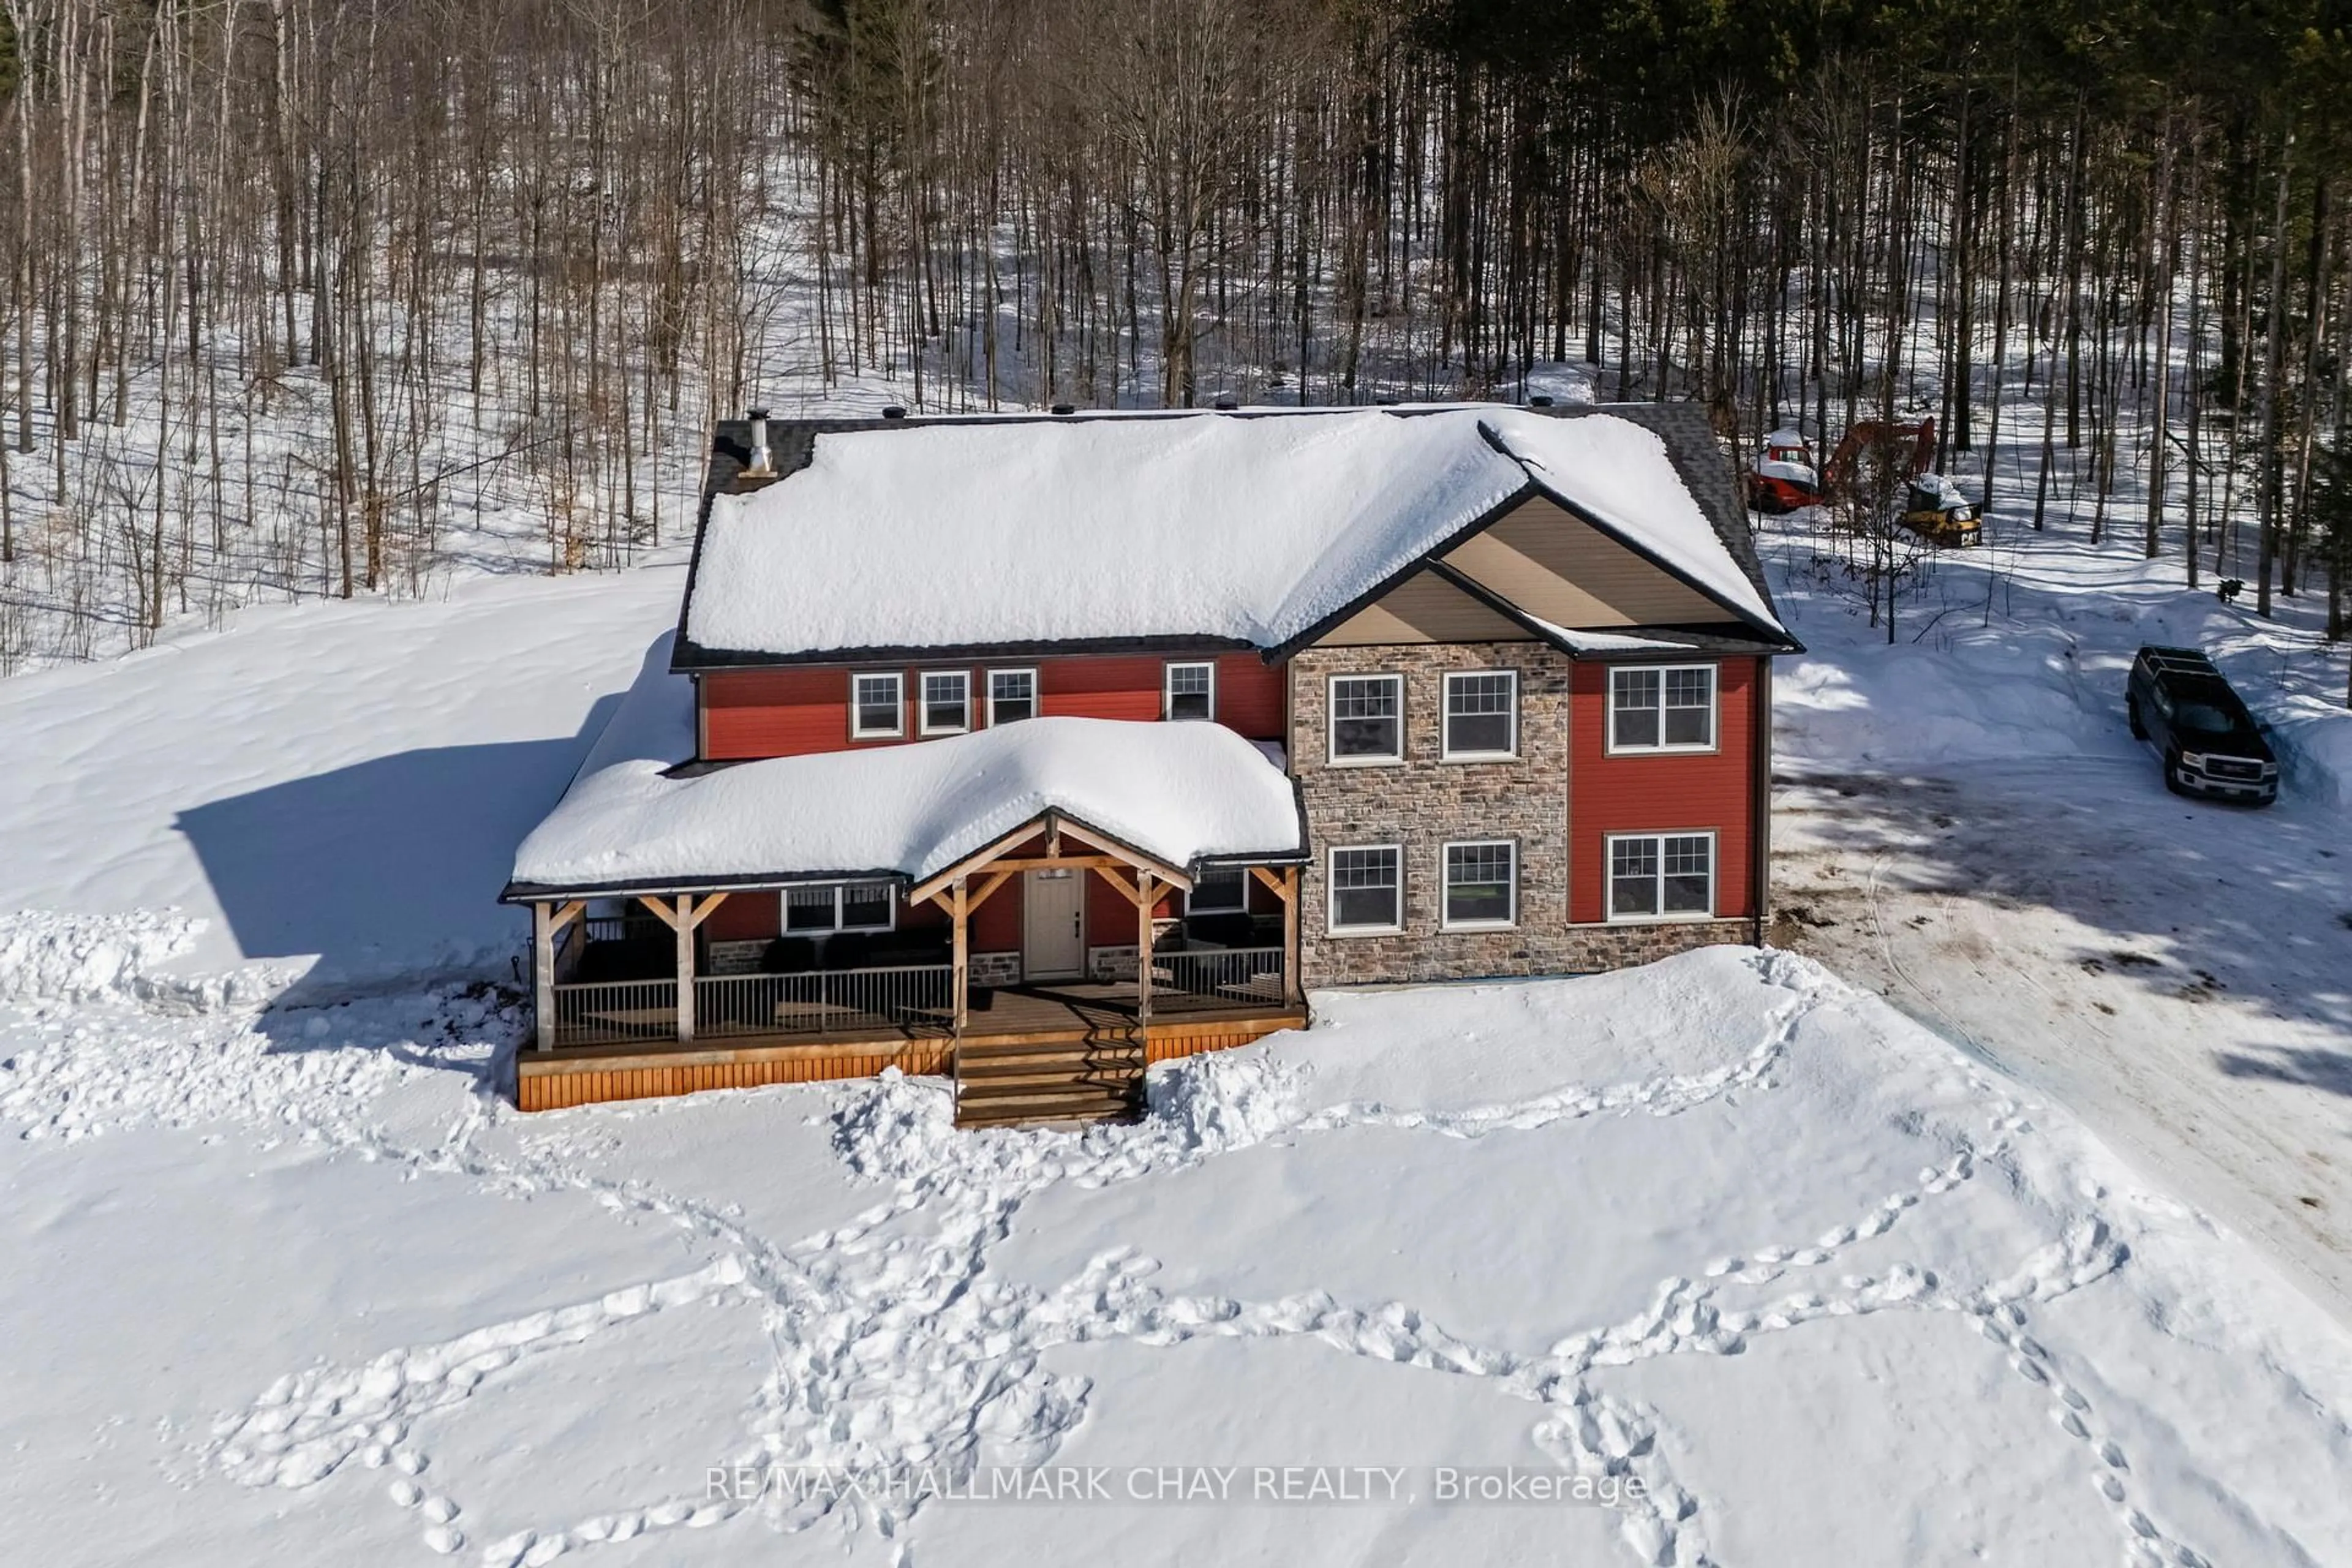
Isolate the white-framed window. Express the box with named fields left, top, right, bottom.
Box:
left=1186, top=866, right=1247, bottom=914
left=1442, top=671, right=1518, bottom=760
left=851, top=672, right=905, bottom=739
left=987, top=667, right=1038, bottom=725
left=1605, top=832, right=1716, bottom=922
left=1327, top=844, right=1403, bottom=933
left=1608, top=664, right=1717, bottom=753
left=1442, top=840, right=1518, bottom=929
left=919, top=669, right=971, bottom=735
left=1328, top=673, right=1403, bottom=763
left=1165, top=661, right=1216, bottom=721
left=783, top=881, right=898, bottom=933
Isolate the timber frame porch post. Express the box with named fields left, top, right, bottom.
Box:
left=1135, top=872, right=1156, bottom=1032
left=531, top=899, right=586, bottom=1052
left=639, top=892, right=729, bottom=1046
left=1250, top=865, right=1303, bottom=1006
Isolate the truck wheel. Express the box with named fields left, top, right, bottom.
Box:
left=2128, top=698, right=2147, bottom=741
left=2163, top=763, right=2188, bottom=796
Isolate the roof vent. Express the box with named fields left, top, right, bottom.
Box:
left=1051, top=402, right=1076, bottom=415
left=1212, top=395, right=1237, bottom=411
left=744, top=407, right=774, bottom=478
left=881, top=405, right=908, bottom=420
left=1528, top=394, right=1555, bottom=408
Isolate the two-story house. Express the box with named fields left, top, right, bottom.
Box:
left=501, top=402, right=1800, bottom=1124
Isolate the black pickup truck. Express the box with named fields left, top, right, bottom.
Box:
left=2126, top=646, right=2278, bottom=804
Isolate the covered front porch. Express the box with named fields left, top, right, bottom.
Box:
left=505, top=714, right=1313, bottom=1121
left=516, top=820, right=1305, bottom=1121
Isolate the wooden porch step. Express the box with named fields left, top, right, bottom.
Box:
left=954, top=1089, right=1144, bottom=1129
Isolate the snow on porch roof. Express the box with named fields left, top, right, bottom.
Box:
left=507, top=715, right=1308, bottom=898
left=680, top=406, right=1783, bottom=662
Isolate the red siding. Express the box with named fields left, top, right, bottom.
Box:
left=702, top=668, right=871, bottom=760
left=1569, top=658, right=1759, bottom=924
left=703, top=652, right=1287, bottom=761
left=705, top=891, right=780, bottom=941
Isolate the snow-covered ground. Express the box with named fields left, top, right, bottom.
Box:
left=6, top=932, right=2349, bottom=1567
left=1761, top=510, right=2352, bottom=1329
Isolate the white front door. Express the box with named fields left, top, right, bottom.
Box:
left=1022, top=869, right=1085, bottom=980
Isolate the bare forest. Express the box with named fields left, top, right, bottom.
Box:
left=1, top=0, right=2348, bottom=689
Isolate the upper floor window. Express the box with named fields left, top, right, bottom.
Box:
left=988, top=668, right=1037, bottom=725
left=785, top=881, right=897, bottom=933
left=1329, top=673, right=1403, bottom=763
left=1608, top=664, right=1716, bottom=753
left=1443, top=671, right=1518, bottom=760
left=851, top=672, right=904, bottom=739
left=919, top=670, right=971, bottom=735
left=1165, top=662, right=1215, bottom=721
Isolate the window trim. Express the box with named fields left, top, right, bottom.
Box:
left=1439, top=839, right=1519, bottom=931
left=1325, top=843, right=1405, bottom=936
left=1441, top=669, right=1520, bottom=762
left=1326, top=671, right=1406, bottom=766
left=986, top=666, right=1039, bottom=726
left=918, top=668, right=972, bottom=736
left=1185, top=866, right=1248, bottom=915
left=1163, top=660, right=1217, bottom=722
left=1602, top=830, right=1718, bottom=924
left=849, top=671, right=906, bottom=741
left=1604, top=663, right=1720, bottom=756
left=783, top=880, right=900, bottom=935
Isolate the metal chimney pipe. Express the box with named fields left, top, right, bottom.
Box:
left=744, top=407, right=774, bottom=478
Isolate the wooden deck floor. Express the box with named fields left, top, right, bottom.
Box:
left=517, top=984, right=1306, bottom=1112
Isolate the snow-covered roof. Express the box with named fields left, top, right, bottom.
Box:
left=508, top=716, right=1306, bottom=895
left=682, top=407, right=1784, bottom=663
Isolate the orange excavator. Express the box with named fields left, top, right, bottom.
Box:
left=1748, top=416, right=1979, bottom=545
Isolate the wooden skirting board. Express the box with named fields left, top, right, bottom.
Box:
left=514, top=1011, right=1307, bottom=1113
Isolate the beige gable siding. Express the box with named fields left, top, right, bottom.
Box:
left=1314, top=567, right=1536, bottom=647
left=1439, top=494, right=1728, bottom=627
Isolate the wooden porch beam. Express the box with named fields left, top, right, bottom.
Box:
left=908, top=818, right=1057, bottom=905
left=1136, top=872, right=1155, bottom=1033
left=1091, top=864, right=1144, bottom=908
left=1281, top=866, right=1302, bottom=1005
left=1248, top=865, right=1295, bottom=905
left=967, top=868, right=1017, bottom=914
left=951, top=880, right=970, bottom=1040
left=1049, top=817, right=1191, bottom=891
left=674, top=893, right=698, bottom=1046
left=683, top=891, right=730, bottom=930
left=532, top=902, right=557, bottom=1052
left=637, top=894, right=682, bottom=932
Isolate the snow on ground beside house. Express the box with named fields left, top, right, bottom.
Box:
left=513, top=714, right=1305, bottom=892
left=1757, top=499, right=2352, bottom=1329
left=4, top=943, right=2349, bottom=1567
left=0, top=562, right=686, bottom=987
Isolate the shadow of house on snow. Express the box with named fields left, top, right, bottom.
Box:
left=174, top=693, right=620, bottom=1030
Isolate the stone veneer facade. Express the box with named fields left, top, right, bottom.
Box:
left=1290, top=641, right=1756, bottom=988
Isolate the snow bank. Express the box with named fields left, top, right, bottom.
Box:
left=0, top=910, right=205, bottom=1005
left=2271, top=699, right=2352, bottom=809
left=686, top=407, right=1778, bottom=658
left=511, top=715, right=1306, bottom=892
